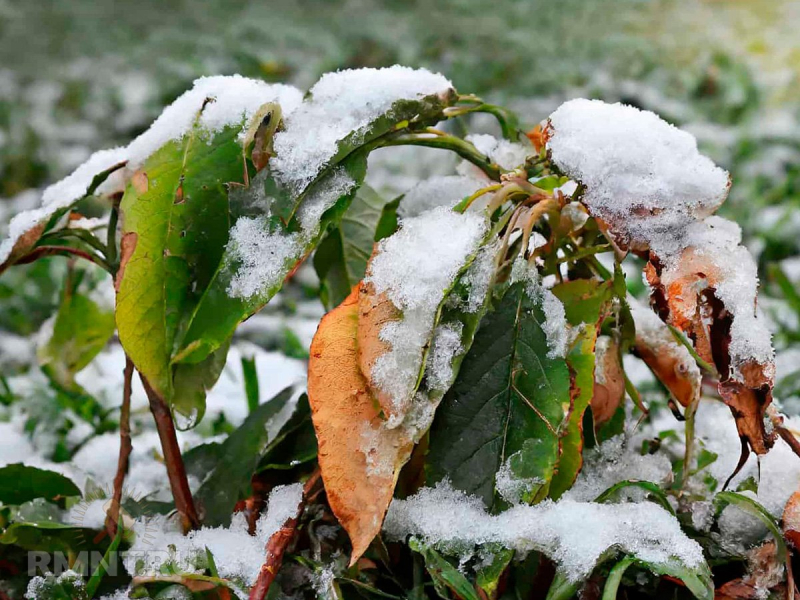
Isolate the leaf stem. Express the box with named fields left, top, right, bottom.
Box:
left=106, top=355, right=134, bottom=539
left=107, top=197, right=121, bottom=271
left=141, top=376, right=200, bottom=531
left=17, top=245, right=114, bottom=273
left=379, top=133, right=502, bottom=181
left=249, top=469, right=321, bottom=600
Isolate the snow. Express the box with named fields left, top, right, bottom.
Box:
left=365, top=206, right=487, bottom=423
left=0, top=75, right=303, bottom=268
left=125, top=483, right=302, bottom=586
left=461, top=240, right=499, bottom=313
left=425, top=322, right=463, bottom=393
left=547, top=98, right=730, bottom=251
left=466, top=134, right=533, bottom=170
left=564, top=436, right=672, bottom=502
left=0, top=147, right=126, bottom=265
left=399, top=175, right=486, bottom=218
left=383, top=480, right=705, bottom=582
left=227, top=167, right=356, bottom=300
left=123, top=75, right=302, bottom=171
left=25, top=570, right=84, bottom=600
left=272, top=66, right=453, bottom=195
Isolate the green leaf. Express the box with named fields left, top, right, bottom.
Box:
left=174, top=90, right=457, bottom=370
left=601, top=556, right=634, bottom=600
left=549, top=279, right=613, bottom=499
left=0, top=464, right=81, bottom=505
left=594, top=479, right=676, bottom=516
left=38, top=282, right=115, bottom=392
left=115, top=105, right=248, bottom=409
left=0, top=521, right=89, bottom=552
left=241, top=354, right=260, bottom=414
left=257, top=395, right=317, bottom=471
left=713, top=491, right=787, bottom=562
left=173, top=151, right=368, bottom=367
left=427, top=281, right=571, bottom=508
left=634, top=556, right=714, bottom=600
left=409, top=538, right=480, bottom=600
left=314, top=185, right=389, bottom=309
left=85, top=520, right=124, bottom=598
left=476, top=546, right=514, bottom=598
left=190, top=387, right=295, bottom=526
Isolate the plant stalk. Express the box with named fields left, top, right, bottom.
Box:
left=141, top=376, right=200, bottom=531
left=105, top=355, right=134, bottom=538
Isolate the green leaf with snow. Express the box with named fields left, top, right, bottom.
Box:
left=548, top=278, right=613, bottom=499
left=314, top=185, right=390, bottom=309
left=0, top=464, right=81, bottom=506
left=426, top=281, right=571, bottom=508
left=172, top=152, right=368, bottom=368
left=115, top=106, right=247, bottom=407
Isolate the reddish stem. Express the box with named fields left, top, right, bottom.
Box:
left=141, top=376, right=200, bottom=531
left=249, top=469, right=321, bottom=600
left=105, top=355, right=134, bottom=538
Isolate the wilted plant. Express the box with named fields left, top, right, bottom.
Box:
left=1, top=67, right=797, bottom=600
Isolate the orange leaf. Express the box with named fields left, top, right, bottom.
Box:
left=357, top=279, right=403, bottom=421
left=590, top=336, right=625, bottom=426
left=308, top=286, right=413, bottom=564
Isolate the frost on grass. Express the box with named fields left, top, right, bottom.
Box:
left=25, top=570, right=85, bottom=600
left=125, top=483, right=302, bottom=586
left=383, top=481, right=705, bottom=582
left=399, top=175, right=486, bottom=219
left=271, top=66, right=453, bottom=195
left=364, top=206, right=487, bottom=423
left=227, top=168, right=356, bottom=300
left=0, top=75, right=303, bottom=267
left=547, top=99, right=772, bottom=381
left=511, top=259, right=567, bottom=358
left=564, top=436, right=672, bottom=502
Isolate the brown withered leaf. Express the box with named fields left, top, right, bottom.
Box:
left=646, top=248, right=774, bottom=455
left=357, top=278, right=404, bottom=421
left=590, top=336, right=625, bottom=427
left=631, top=300, right=702, bottom=409
left=308, top=286, right=413, bottom=564
left=783, top=487, right=800, bottom=549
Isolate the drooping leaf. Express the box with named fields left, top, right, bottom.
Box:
left=0, top=464, right=81, bottom=506
left=314, top=185, right=391, bottom=310
left=426, top=281, right=571, bottom=508
left=0, top=159, right=125, bottom=275
left=114, top=102, right=247, bottom=414
left=645, top=248, right=774, bottom=455
left=549, top=278, right=613, bottom=499
left=38, top=279, right=115, bottom=392
left=0, top=521, right=90, bottom=553
left=191, top=387, right=295, bottom=526
left=308, top=286, right=412, bottom=563
left=629, top=298, right=702, bottom=409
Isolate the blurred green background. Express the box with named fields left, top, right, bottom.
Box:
left=1, top=0, right=800, bottom=401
